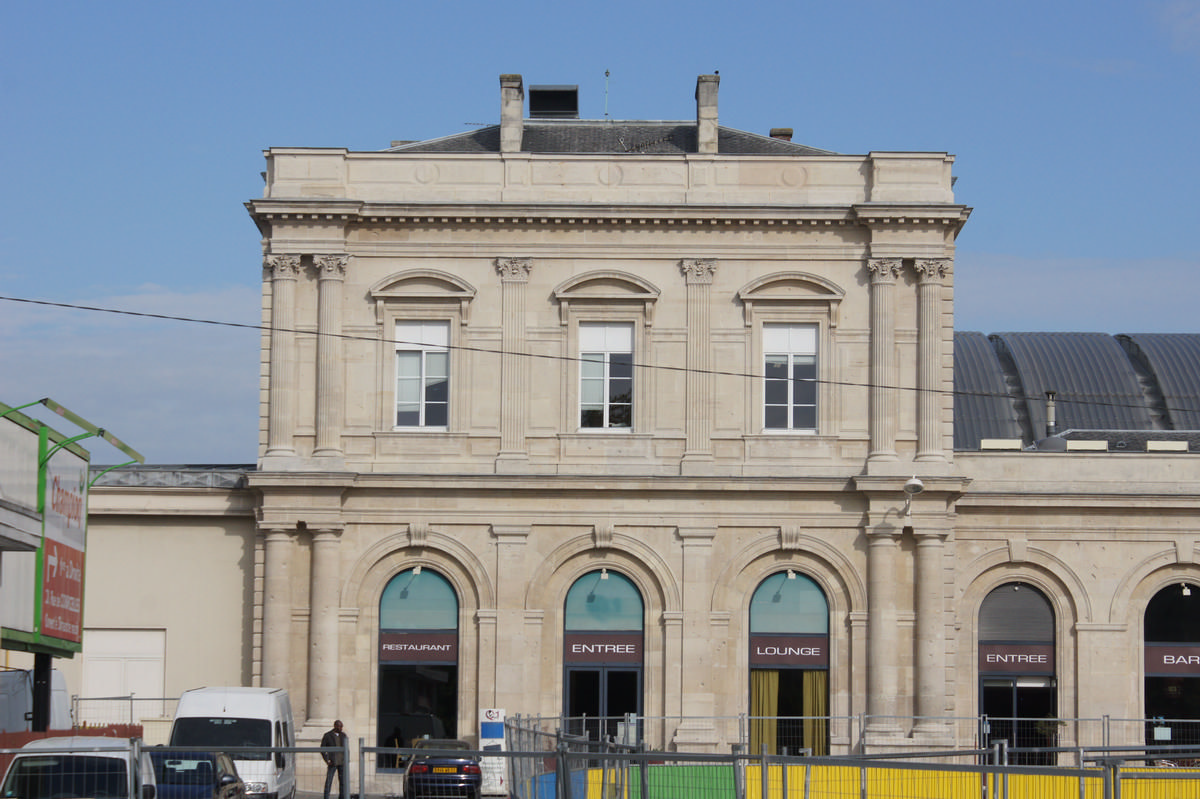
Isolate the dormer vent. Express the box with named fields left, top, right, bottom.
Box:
left=529, top=85, right=579, bottom=119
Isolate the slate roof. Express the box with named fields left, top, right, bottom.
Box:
left=387, top=121, right=833, bottom=156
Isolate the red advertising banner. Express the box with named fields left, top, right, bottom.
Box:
left=749, top=635, right=828, bottom=668
left=379, top=631, right=457, bottom=663
left=978, top=644, right=1055, bottom=674
left=563, top=632, right=643, bottom=664
left=40, top=540, right=83, bottom=642
left=1145, top=644, right=1200, bottom=675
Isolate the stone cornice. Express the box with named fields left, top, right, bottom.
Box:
left=249, top=200, right=968, bottom=231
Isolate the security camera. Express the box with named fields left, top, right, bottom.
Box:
left=903, top=476, right=924, bottom=496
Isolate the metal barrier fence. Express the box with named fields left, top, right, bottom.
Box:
left=503, top=713, right=1200, bottom=757
left=357, top=744, right=1200, bottom=799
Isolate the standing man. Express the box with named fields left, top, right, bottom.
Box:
left=322, top=720, right=347, bottom=799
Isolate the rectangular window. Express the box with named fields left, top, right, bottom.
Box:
left=395, top=321, right=449, bottom=429
left=579, top=323, right=633, bottom=429
left=764, top=324, right=817, bottom=432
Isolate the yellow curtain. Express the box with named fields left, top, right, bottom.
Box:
left=802, top=670, right=828, bottom=756
left=750, top=669, right=779, bottom=755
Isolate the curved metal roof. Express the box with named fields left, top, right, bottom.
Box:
left=953, top=332, right=1200, bottom=450
left=1118, top=334, right=1200, bottom=430
left=953, top=331, right=1022, bottom=447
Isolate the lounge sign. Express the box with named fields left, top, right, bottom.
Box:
left=1145, top=644, right=1200, bottom=675
left=379, top=631, right=457, bottom=663
left=564, top=632, right=642, bottom=664
left=978, top=644, right=1055, bottom=674
left=749, top=635, right=828, bottom=667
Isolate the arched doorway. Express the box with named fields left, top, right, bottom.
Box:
left=748, top=571, right=829, bottom=755
left=1144, top=581, right=1200, bottom=745
left=563, top=569, right=643, bottom=743
left=978, top=582, right=1057, bottom=764
left=377, top=568, right=459, bottom=756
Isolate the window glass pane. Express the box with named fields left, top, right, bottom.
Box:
left=581, top=380, right=604, bottom=404
left=396, top=408, right=420, bottom=426
left=426, top=351, right=448, bottom=378
left=764, top=406, right=788, bottom=429
left=425, top=376, right=448, bottom=403
left=793, top=405, right=816, bottom=430
left=609, top=353, right=633, bottom=378
left=750, top=572, right=828, bottom=634
left=609, top=405, right=631, bottom=427
left=564, top=571, right=643, bottom=631
left=580, top=354, right=604, bottom=378
left=765, top=379, right=788, bottom=405
left=580, top=408, right=604, bottom=427
left=425, top=403, right=447, bottom=427
left=609, top=378, right=632, bottom=404
left=396, top=352, right=420, bottom=377
left=765, top=355, right=788, bottom=377
left=396, top=380, right=421, bottom=404
left=794, top=361, right=816, bottom=404
left=380, top=568, right=458, bottom=630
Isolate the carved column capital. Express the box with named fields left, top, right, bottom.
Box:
left=913, top=258, right=951, bottom=283
left=680, top=258, right=717, bottom=284
left=266, top=253, right=302, bottom=278
left=315, top=254, right=349, bottom=279
left=495, top=257, right=532, bottom=282
left=867, top=257, right=902, bottom=283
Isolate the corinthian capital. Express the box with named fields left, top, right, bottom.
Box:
left=913, top=258, right=951, bottom=282
left=867, top=258, right=902, bottom=283
left=680, top=258, right=717, bottom=284
left=315, top=254, right=350, bottom=279
left=495, top=257, right=532, bottom=282
left=266, top=254, right=301, bottom=278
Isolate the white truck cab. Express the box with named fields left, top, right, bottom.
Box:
left=168, top=688, right=294, bottom=799
left=1, top=736, right=156, bottom=799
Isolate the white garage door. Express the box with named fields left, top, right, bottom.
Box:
left=80, top=628, right=166, bottom=724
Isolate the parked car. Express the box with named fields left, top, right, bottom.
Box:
left=149, top=750, right=245, bottom=799
left=0, top=736, right=156, bottom=799
left=402, top=739, right=481, bottom=799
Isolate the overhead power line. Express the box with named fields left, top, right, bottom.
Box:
left=2, top=293, right=1197, bottom=420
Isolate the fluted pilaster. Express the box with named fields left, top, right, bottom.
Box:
left=495, top=258, right=531, bottom=469
left=265, top=255, right=301, bottom=456
left=914, top=259, right=950, bottom=462
left=680, top=259, right=716, bottom=467
left=867, top=258, right=901, bottom=462
left=315, top=255, right=348, bottom=457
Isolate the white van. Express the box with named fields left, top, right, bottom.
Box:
left=168, top=687, right=295, bottom=799
left=0, top=669, right=72, bottom=732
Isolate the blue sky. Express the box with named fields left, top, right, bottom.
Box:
left=2, top=0, right=1197, bottom=463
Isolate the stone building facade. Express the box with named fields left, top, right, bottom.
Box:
left=79, top=74, right=1200, bottom=757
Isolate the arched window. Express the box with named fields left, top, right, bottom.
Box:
left=563, top=570, right=643, bottom=742
left=377, top=568, right=459, bottom=757
left=1144, top=581, right=1200, bottom=744
left=978, top=582, right=1056, bottom=764
left=748, top=572, right=829, bottom=755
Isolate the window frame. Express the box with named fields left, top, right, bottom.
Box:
left=393, top=320, right=451, bottom=431
left=370, top=269, right=475, bottom=436
left=578, top=323, right=636, bottom=431
left=762, top=323, right=819, bottom=434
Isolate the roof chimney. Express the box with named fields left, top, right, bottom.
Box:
left=769, top=128, right=793, bottom=142
left=500, top=74, right=524, bottom=153
left=695, top=74, right=719, bottom=154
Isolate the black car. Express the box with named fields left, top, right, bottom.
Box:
left=402, top=739, right=482, bottom=799
left=149, top=750, right=246, bottom=799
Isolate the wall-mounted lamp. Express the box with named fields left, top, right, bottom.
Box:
left=1183, top=582, right=1191, bottom=597
left=413, top=565, right=422, bottom=575
left=787, top=569, right=796, bottom=580
left=600, top=568, right=609, bottom=579
left=902, top=475, right=924, bottom=518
